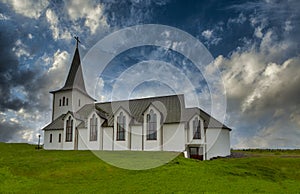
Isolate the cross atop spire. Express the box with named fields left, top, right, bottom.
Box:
left=74, top=36, right=81, bottom=48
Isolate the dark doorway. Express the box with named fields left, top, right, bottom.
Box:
left=189, top=147, right=203, bottom=160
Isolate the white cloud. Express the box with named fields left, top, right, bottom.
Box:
left=228, top=13, right=247, bottom=24
left=284, top=20, right=293, bottom=32
left=202, top=29, right=213, bottom=39
left=65, top=0, right=108, bottom=34
left=12, top=39, right=30, bottom=58
left=45, top=9, right=72, bottom=41
left=46, top=50, right=70, bottom=91
left=0, top=13, right=10, bottom=20
left=28, top=33, right=33, bottom=39
left=254, top=26, right=263, bottom=38
left=201, top=31, right=222, bottom=46
left=1, top=0, right=49, bottom=19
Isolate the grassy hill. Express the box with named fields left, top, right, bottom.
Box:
left=0, top=143, right=299, bottom=193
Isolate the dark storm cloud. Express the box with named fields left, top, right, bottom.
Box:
left=0, top=121, right=23, bottom=142
left=0, top=23, right=49, bottom=112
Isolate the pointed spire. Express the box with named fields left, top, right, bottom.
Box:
left=50, top=38, right=94, bottom=100
left=74, top=36, right=80, bottom=49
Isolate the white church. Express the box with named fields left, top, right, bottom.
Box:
left=42, top=42, right=231, bottom=160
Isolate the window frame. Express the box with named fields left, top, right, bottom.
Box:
left=89, top=114, right=98, bottom=141
left=193, top=117, right=201, bottom=139
left=116, top=112, right=126, bottom=141
left=147, top=109, right=157, bottom=140
left=65, top=116, right=73, bottom=142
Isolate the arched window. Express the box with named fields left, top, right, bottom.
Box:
left=63, top=97, right=65, bottom=106
left=117, top=112, right=125, bottom=141
left=90, top=114, right=97, bottom=141
left=193, top=117, right=201, bottom=139
left=66, top=116, right=73, bottom=142
left=49, top=134, right=52, bottom=143
left=66, top=98, right=68, bottom=106
left=147, top=110, right=157, bottom=140
left=59, top=99, right=61, bottom=106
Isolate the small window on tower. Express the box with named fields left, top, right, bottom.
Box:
left=50, top=134, right=52, bottom=143
left=58, top=133, right=61, bottom=143
left=63, top=97, right=65, bottom=106
left=59, top=99, right=61, bottom=106
left=78, top=99, right=80, bottom=107
left=66, top=98, right=68, bottom=106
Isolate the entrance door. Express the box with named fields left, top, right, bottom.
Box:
left=189, top=147, right=203, bottom=160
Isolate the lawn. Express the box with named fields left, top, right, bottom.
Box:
left=0, top=143, right=299, bottom=193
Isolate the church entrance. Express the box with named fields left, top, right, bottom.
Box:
left=189, top=146, right=203, bottom=160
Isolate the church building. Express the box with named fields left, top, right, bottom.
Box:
left=42, top=41, right=231, bottom=160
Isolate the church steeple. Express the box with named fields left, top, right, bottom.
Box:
left=50, top=38, right=95, bottom=120
left=51, top=37, right=92, bottom=97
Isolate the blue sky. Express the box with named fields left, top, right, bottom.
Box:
left=0, top=0, right=299, bottom=148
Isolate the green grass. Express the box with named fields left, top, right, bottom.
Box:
left=0, top=143, right=300, bottom=193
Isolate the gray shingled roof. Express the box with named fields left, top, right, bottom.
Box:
left=43, top=114, right=65, bottom=130
left=183, top=108, right=230, bottom=130
left=94, top=94, right=185, bottom=127
left=43, top=94, right=231, bottom=131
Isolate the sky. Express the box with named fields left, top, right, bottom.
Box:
left=0, top=0, right=299, bottom=149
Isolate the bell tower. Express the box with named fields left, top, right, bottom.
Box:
left=50, top=37, right=95, bottom=120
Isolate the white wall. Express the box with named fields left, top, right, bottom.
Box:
left=131, top=125, right=142, bottom=150
left=206, top=129, right=230, bottom=159
left=103, top=127, right=113, bottom=150
left=52, top=90, right=94, bottom=121
left=44, top=130, right=63, bottom=150
left=53, top=91, right=72, bottom=120
left=78, top=128, right=87, bottom=150
left=163, top=123, right=185, bottom=152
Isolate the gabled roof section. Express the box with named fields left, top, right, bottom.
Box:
left=50, top=47, right=94, bottom=100
left=94, top=94, right=185, bottom=126
left=42, top=114, right=65, bottom=130
left=183, top=108, right=231, bottom=130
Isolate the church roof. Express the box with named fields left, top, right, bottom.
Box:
left=94, top=94, right=185, bottom=127
left=43, top=94, right=231, bottom=131
left=43, top=114, right=65, bottom=130
left=50, top=47, right=94, bottom=100
left=183, top=108, right=231, bottom=130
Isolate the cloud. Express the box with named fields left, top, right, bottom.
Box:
left=228, top=13, right=247, bottom=24
left=202, top=30, right=213, bottom=39
left=65, top=0, right=108, bottom=34
left=209, top=49, right=300, bottom=148
left=1, top=0, right=49, bottom=19
left=0, top=13, right=10, bottom=20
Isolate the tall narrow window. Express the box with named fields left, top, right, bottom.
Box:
left=66, top=98, right=68, bottom=106
left=59, top=99, right=61, bottom=106
left=78, top=99, right=81, bottom=107
left=90, top=114, right=97, bottom=141
left=193, top=117, right=201, bottom=139
left=117, top=112, right=125, bottom=141
left=58, top=133, right=61, bottom=143
left=147, top=110, right=157, bottom=140
left=66, top=116, right=73, bottom=142
left=49, top=134, right=52, bottom=143
left=63, top=97, right=65, bottom=106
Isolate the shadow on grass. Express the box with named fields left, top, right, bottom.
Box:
left=92, top=151, right=180, bottom=170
